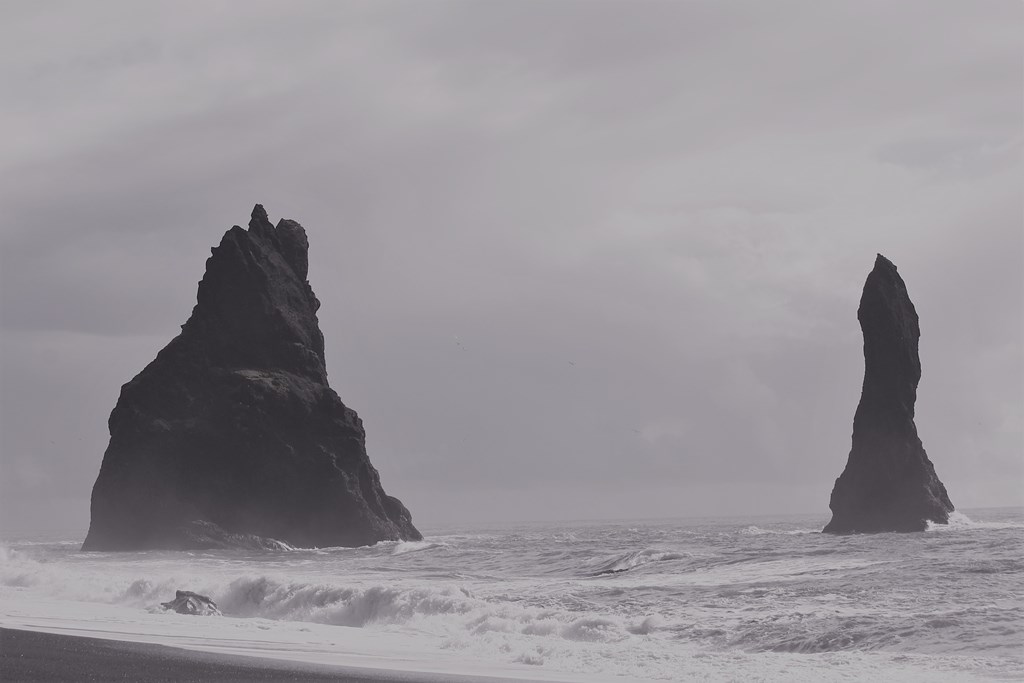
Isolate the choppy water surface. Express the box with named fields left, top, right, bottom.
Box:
left=3, top=508, right=1022, bottom=681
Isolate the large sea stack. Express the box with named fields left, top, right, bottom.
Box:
left=823, top=254, right=953, bottom=534
left=83, top=205, right=421, bottom=550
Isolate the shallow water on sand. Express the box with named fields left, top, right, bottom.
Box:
left=3, top=508, right=1022, bottom=681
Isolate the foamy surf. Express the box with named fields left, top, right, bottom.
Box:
left=927, top=511, right=1024, bottom=532
left=2, top=509, right=1022, bottom=682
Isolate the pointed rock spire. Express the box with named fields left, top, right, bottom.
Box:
left=248, top=203, right=274, bottom=238
left=823, top=254, right=954, bottom=533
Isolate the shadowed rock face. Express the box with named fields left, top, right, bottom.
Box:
left=161, top=590, right=221, bottom=616
left=82, top=205, right=420, bottom=550
left=823, top=254, right=953, bottom=534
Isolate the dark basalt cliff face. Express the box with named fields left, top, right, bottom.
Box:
left=823, top=254, right=953, bottom=534
left=83, top=205, right=421, bottom=550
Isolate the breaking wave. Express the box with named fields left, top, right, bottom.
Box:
left=927, top=511, right=1024, bottom=532
left=217, top=576, right=476, bottom=626
left=927, top=511, right=975, bottom=531
left=0, top=546, right=661, bottom=645
left=212, top=575, right=670, bottom=643
left=589, top=548, right=688, bottom=575
left=391, top=540, right=448, bottom=555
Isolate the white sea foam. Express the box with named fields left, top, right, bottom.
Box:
left=927, top=511, right=1024, bottom=532
left=1, top=547, right=652, bottom=646
left=927, top=511, right=975, bottom=531
left=218, top=576, right=479, bottom=626
left=2, top=510, right=1022, bottom=682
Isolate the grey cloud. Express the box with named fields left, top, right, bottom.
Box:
left=877, top=135, right=1022, bottom=180
left=0, top=1, right=1020, bottom=531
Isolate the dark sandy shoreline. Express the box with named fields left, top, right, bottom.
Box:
left=0, top=628, right=519, bottom=682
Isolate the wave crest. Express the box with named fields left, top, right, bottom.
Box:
left=217, top=576, right=477, bottom=627
left=391, top=541, right=448, bottom=555
left=925, top=511, right=1024, bottom=532
left=590, top=548, right=688, bottom=576
left=927, top=511, right=975, bottom=531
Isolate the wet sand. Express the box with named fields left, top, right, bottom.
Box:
left=0, top=628, right=517, bottom=682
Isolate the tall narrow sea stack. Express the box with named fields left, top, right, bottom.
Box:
left=823, top=254, right=953, bottom=533
left=83, top=205, right=421, bottom=550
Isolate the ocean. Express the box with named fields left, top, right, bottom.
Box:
left=2, top=508, right=1022, bottom=682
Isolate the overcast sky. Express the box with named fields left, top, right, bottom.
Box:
left=1, top=1, right=1021, bottom=535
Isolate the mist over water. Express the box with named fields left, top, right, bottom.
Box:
left=2, top=509, right=1022, bottom=681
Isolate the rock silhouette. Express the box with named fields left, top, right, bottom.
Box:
left=823, top=254, right=953, bottom=533
left=160, top=590, right=221, bottom=616
left=83, top=205, right=420, bottom=550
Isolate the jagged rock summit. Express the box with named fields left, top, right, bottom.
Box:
left=823, top=254, right=953, bottom=534
left=83, top=205, right=421, bottom=550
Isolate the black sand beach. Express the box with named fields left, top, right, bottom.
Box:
left=0, top=628, right=516, bottom=683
